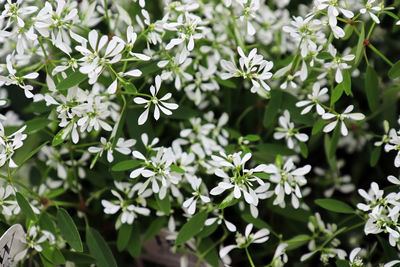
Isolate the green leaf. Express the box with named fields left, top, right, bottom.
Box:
left=57, top=71, right=87, bottom=91
left=197, top=223, right=218, bottom=238
left=244, top=134, right=260, bottom=141
left=52, top=123, right=72, bottom=146
left=388, top=60, right=400, bottom=80
left=370, top=146, right=381, bottom=167
left=57, top=208, right=83, bottom=252
left=263, top=89, right=282, bottom=128
left=112, top=160, right=141, bottom=172
left=215, top=77, right=236, bottom=88
left=241, top=213, right=272, bottom=230
left=315, top=198, right=354, bottom=214
left=156, top=193, right=171, bottom=214
left=61, top=250, right=96, bottom=264
left=144, top=217, right=166, bottom=241
left=342, top=24, right=353, bottom=41
left=299, top=142, right=308, bottom=158
left=39, top=212, right=56, bottom=234
left=342, top=69, right=352, bottom=96
left=312, top=118, right=326, bottom=135
left=25, top=117, right=52, bottom=134
left=140, top=61, right=160, bottom=76
left=353, top=25, right=365, bottom=68
left=218, top=192, right=238, bottom=210
left=198, top=238, right=219, bottom=267
left=86, top=227, right=118, bottom=267
left=331, top=83, right=344, bottom=106
left=117, top=224, right=132, bottom=252
left=365, top=66, right=379, bottom=111
left=170, top=164, right=185, bottom=174
left=127, top=224, right=141, bottom=258
left=256, top=143, right=296, bottom=156
left=336, top=259, right=349, bottom=267
left=16, top=192, right=37, bottom=221
left=316, top=52, right=333, bottom=60
left=329, top=124, right=341, bottom=158
left=40, top=242, right=66, bottom=265
left=12, top=141, right=49, bottom=174
left=175, top=210, right=208, bottom=245
left=285, top=234, right=311, bottom=250
left=121, top=80, right=137, bottom=94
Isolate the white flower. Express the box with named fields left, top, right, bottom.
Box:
left=219, top=223, right=269, bottom=258
left=384, top=129, right=400, bottom=167
left=271, top=243, right=288, bottom=267
left=0, top=122, right=27, bottom=168
left=182, top=177, right=210, bottom=215
left=349, top=247, right=363, bottom=266
left=264, top=158, right=311, bottom=209
left=101, top=189, right=150, bottom=225
left=282, top=16, right=325, bottom=58
left=164, top=12, right=205, bottom=51
left=273, top=110, right=309, bottom=149
left=322, top=105, right=365, bottom=136
left=133, top=75, right=179, bottom=125
left=88, top=137, right=136, bottom=163
left=210, top=152, right=267, bottom=206
left=315, top=0, right=354, bottom=27
left=324, top=44, right=355, bottom=83
left=75, top=30, right=124, bottom=84
left=205, top=212, right=237, bottom=232
left=360, top=0, right=381, bottom=24
left=0, top=55, right=38, bottom=98
left=220, top=47, right=273, bottom=96
left=296, top=82, right=329, bottom=115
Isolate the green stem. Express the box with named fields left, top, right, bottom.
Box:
left=245, top=247, right=256, bottom=267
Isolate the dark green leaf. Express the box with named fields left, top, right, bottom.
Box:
left=285, top=234, right=311, bottom=250
left=57, top=208, right=83, bottom=252
left=312, top=118, right=326, bottom=135
left=342, top=24, right=353, bottom=41
left=215, top=77, right=236, bottom=88
left=144, top=217, right=166, bottom=241
left=61, top=250, right=96, bottom=264
left=263, top=90, right=282, bottom=128
left=170, top=164, right=185, bottom=174
left=244, top=134, right=260, bottom=141
left=127, top=224, right=141, bottom=258
left=112, top=160, right=141, bottom=172
left=342, top=69, right=352, bottom=96
left=40, top=242, right=66, bottom=265
left=86, top=227, right=118, bottom=267
left=315, top=198, right=354, bottom=214
left=388, top=60, right=400, bottom=80
left=57, top=71, right=87, bottom=91
left=354, top=25, right=365, bottom=68
left=366, top=66, right=379, bottom=111
left=156, top=193, right=171, bottom=214
left=331, top=83, right=344, bottom=106
left=370, top=146, right=381, bottom=167
left=16, top=192, right=37, bottom=221
left=175, top=210, right=208, bottom=245
left=25, top=118, right=52, bottom=134
left=52, top=124, right=72, bottom=146
left=256, top=143, right=296, bottom=156
left=329, top=124, right=341, bottom=158
left=218, top=192, right=238, bottom=210
left=117, top=224, right=132, bottom=252
left=299, top=142, right=308, bottom=158
left=39, top=212, right=56, bottom=234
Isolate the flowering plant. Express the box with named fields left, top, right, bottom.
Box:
left=0, top=0, right=400, bottom=266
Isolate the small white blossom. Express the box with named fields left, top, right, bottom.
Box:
left=134, top=75, right=179, bottom=125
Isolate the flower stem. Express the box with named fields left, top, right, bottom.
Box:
left=245, top=247, right=256, bottom=267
